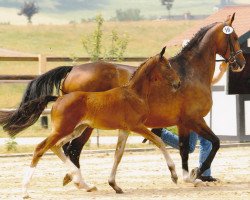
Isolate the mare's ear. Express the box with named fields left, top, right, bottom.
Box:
left=226, top=13, right=235, bottom=26
left=160, top=46, right=166, bottom=59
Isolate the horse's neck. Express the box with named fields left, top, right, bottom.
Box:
left=128, top=71, right=151, bottom=99
left=171, top=34, right=216, bottom=85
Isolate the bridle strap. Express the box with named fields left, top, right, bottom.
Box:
left=215, top=25, right=243, bottom=64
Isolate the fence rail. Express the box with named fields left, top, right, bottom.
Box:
left=0, top=55, right=147, bottom=82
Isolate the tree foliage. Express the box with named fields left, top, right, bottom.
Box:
left=115, top=9, right=143, bottom=21
left=18, top=1, right=39, bottom=24
left=82, top=14, right=128, bottom=61
left=82, top=14, right=104, bottom=61
left=161, top=0, right=174, bottom=19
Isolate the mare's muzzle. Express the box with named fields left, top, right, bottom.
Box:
left=228, top=50, right=246, bottom=72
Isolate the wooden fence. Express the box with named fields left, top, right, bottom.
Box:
left=0, top=55, right=147, bottom=126
left=0, top=55, right=147, bottom=83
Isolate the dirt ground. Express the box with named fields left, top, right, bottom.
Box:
left=0, top=146, right=249, bottom=200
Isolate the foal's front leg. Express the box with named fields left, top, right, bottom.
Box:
left=108, top=130, right=129, bottom=193
left=132, top=125, right=178, bottom=184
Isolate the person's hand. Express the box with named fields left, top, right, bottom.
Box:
left=219, top=62, right=228, bottom=72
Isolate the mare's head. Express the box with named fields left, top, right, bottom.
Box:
left=132, top=47, right=181, bottom=91
left=214, top=13, right=245, bottom=72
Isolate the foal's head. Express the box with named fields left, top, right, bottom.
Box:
left=131, top=47, right=181, bottom=91
left=214, top=13, right=246, bottom=72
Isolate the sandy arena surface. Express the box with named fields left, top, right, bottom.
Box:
left=0, top=146, right=249, bottom=200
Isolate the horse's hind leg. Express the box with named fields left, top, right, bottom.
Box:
left=62, top=127, right=94, bottom=186
left=22, top=133, right=64, bottom=198
left=178, top=126, right=191, bottom=182
left=108, top=130, right=129, bottom=193
left=51, top=145, right=97, bottom=192
left=132, top=125, right=178, bottom=184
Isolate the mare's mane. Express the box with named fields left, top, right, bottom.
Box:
left=171, top=22, right=218, bottom=61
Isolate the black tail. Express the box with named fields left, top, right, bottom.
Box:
left=20, top=66, right=73, bottom=107
left=0, top=96, right=58, bottom=137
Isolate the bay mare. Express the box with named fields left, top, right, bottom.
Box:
left=61, top=14, right=245, bottom=186
left=0, top=48, right=181, bottom=198
left=0, top=14, right=245, bottom=194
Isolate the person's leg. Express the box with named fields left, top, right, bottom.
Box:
left=198, top=135, right=217, bottom=181
left=198, top=135, right=211, bottom=176
left=154, top=128, right=197, bottom=153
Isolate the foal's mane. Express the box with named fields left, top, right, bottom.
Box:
left=171, top=22, right=218, bottom=60
left=129, top=56, right=155, bottom=81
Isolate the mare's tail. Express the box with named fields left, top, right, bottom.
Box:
left=0, top=96, right=58, bottom=137
left=20, top=66, right=73, bottom=106
left=0, top=66, right=72, bottom=137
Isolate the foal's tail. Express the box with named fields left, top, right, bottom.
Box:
left=0, top=95, right=58, bottom=137
left=20, top=66, right=73, bottom=107
left=0, top=66, right=72, bottom=137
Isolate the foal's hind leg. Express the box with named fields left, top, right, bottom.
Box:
left=22, top=133, right=64, bottom=198
left=51, top=145, right=97, bottom=192
left=132, top=125, right=178, bottom=183
left=108, top=130, right=129, bottom=193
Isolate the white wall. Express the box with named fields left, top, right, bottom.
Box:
left=245, top=101, right=250, bottom=135
left=206, top=58, right=238, bottom=136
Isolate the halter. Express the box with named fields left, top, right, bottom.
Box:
left=216, top=24, right=243, bottom=68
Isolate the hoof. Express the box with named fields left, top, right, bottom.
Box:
left=115, top=188, right=124, bottom=194
left=171, top=175, right=178, bottom=184
left=194, top=179, right=207, bottom=187
left=22, top=194, right=31, bottom=199
left=74, top=182, right=97, bottom=192
left=109, top=181, right=123, bottom=194
left=190, top=167, right=200, bottom=182
left=86, top=186, right=98, bottom=192
left=63, top=173, right=72, bottom=186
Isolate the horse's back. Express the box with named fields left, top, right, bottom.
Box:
left=62, top=61, right=136, bottom=93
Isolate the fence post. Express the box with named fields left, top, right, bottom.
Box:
left=39, top=54, right=48, bottom=128
left=38, top=54, right=46, bottom=75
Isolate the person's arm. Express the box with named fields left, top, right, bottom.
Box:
left=211, top=62, right=229, bottom=85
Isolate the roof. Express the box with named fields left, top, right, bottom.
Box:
left=166, top=5, right=250, bottom=47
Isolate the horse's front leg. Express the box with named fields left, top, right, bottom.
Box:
left=108, top=130, right=129, bottom=193
left=188, top=118, right=220, bottom=181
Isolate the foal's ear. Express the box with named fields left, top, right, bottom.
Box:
left=160, top=46, right=166, bottom=59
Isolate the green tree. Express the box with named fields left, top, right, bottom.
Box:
left=82, top=14, right=128, bottom=61
left=18, top=1, right=39, bottom=24
left=82, top=14, right=104, bottom=61
left=115, top=9, right=142, bottom=21
left=105, top=30, right=128, bottom=61
left=161, top=0, right=174, bottom=19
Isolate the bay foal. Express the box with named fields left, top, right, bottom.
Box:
left=0, top=48, right=180, bottom=198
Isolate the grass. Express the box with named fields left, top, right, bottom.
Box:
left=0, top=20, right=195, bottom=57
